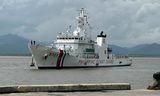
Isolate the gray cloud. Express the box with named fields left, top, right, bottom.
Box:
left=0, top=0, right=160, bottom=47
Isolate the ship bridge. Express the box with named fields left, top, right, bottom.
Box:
left=54, top=8, right=95, bottom=54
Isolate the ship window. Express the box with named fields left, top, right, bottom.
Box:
left=104, top=50, right=106, bottom=54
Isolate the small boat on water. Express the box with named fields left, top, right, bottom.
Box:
left=28, top=8, right=132, bottom=69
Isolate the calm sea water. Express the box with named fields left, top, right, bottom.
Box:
left=0, top=56, right=159, bottom=89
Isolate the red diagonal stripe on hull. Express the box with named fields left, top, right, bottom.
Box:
left=56, top=50, right=64, bottom=69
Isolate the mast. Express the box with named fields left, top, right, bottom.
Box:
left=73, top=8, right=89, bottom=38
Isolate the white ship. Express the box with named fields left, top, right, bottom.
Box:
left=28, top=8, right=132, bottom=69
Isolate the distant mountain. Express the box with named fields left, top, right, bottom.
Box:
left=0, top=34, right=30, bottom=55
left=129, top=43, right=160, bottom=56
left=109, top=45, right=129, bottom=55
left=110, top=43, right=160, bottom=56
left=0, top=34, right=160, bottom=56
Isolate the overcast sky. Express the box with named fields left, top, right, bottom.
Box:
left=0, top=0, right=160, bottom=47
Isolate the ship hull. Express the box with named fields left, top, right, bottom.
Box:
left=38, top=63, right=131, bottom=69
left=29, top=44, right=132, bottom=69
